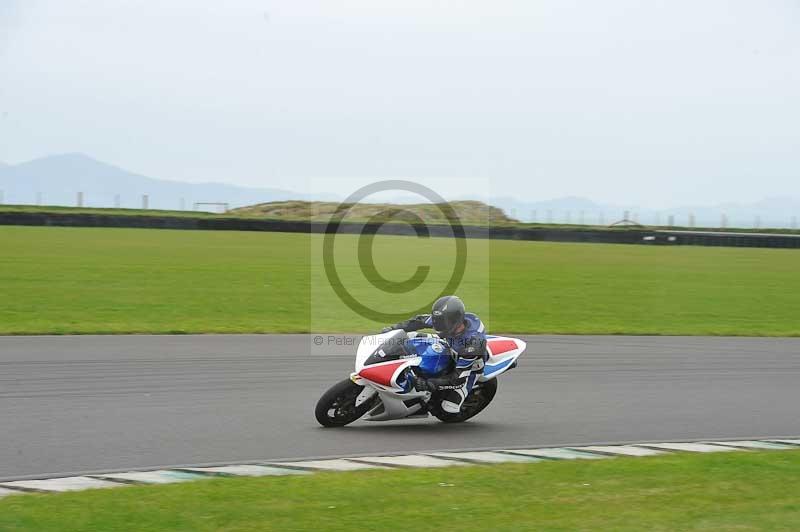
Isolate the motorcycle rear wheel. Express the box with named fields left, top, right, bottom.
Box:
left=315, top=379, right=378, bottom=427
left=430, top=378, right=498, bottom=423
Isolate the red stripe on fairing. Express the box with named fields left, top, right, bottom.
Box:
left=359, top=361, right=406, bottom=386
left=488, top=339, right=518, bottom=355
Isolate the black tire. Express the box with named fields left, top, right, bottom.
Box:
left=430, top=378, right=498, bottom=423
left=315, top=379, right=379, bottom=428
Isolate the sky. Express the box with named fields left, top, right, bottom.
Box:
left=1, top=0, right=798, bottom=208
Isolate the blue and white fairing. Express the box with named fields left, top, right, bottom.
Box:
left=405, top=334, right=453, bottom=377
left=407, top=333, right=526, bottom=381
left=351, top=330, right=525, bottom=394
left=479, top=335, right=526, bottom=381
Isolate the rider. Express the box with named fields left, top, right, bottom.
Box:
left=383, top=295, right=487, bottom=414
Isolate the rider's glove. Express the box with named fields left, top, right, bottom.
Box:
left=381, top=326, right=394, bottom=333
left=412, top=375, right=434, bottom=392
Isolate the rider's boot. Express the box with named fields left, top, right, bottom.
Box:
left=438, top=358, right=485, bottom=413
left=440, top=386, right=468, bottom=413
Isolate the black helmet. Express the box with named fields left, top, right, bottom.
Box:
left=431, top=295, right=465, bottom=336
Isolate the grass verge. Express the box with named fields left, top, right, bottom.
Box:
left=1, top=225, right=799, bottom=335
left=1, top=450, right=799, bottom=531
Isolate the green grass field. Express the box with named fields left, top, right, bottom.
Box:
left=1, top=225, right=799, bottom=335
left=1, top=450, right=799, bottom=531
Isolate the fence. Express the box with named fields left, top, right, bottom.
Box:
left=0, top=190, right=798, bottom=229
left=0, top=190, right=228, bottom=213
left=0, top=211, right=798, bottom=250
left=522, top=209, right=799, bottom=231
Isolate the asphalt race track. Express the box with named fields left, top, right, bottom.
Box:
left=1, top=334, right=799, bottom=481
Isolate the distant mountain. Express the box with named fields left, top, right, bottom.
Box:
left=0, top=153, right=302, bottom=211
left=663, top=197, right=800, bottom=229
left=0, top=153, right=796, bottom=228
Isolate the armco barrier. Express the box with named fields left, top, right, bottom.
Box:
left=1, top=212, right=799, bottom=249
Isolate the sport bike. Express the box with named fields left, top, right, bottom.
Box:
left=315, top=329, right=526, bottom=427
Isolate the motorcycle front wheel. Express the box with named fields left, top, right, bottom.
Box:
left=315, top=379, right=378, bottom=427
left=430, top=378, right=498, bottom=423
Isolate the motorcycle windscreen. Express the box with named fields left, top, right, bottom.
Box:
left=362, top=336, right=411, bottom=366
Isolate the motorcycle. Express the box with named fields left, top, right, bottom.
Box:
left=315, top=329, right=526, bottom=427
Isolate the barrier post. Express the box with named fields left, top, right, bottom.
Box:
left=77, top=192, right=84, bottom=208
left=142, top=195, right=149, bottom=210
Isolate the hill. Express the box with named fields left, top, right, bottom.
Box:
left=0, top=153, right=299, bottom=210
left=1, top=153, right=796, bottom=229
left=229, top=200, right=518, bottom=224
